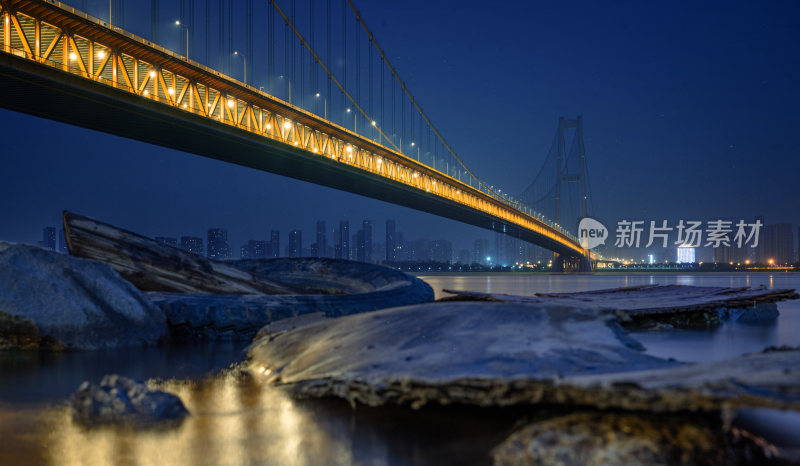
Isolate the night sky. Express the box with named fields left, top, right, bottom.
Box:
left=1, top=0, right=798, bottom=258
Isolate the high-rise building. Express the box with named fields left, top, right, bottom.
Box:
left=155, top=237, right=178, bottom=248
left=288, top=229, right=302, bottom=257
left=42, top=227, right=56, bottom=251
left=677, top=245, right=696, bottom=264
left=338, top=220, right=350, bottom=260
left=180, top=236, right=204, bottom=256
left=58, top=228, right=68, bottom=254
left=385, top=219, right=396, bottom=262
left=395, top=231, right=406, bottom=261
left=269, top=230, right=280, bottom=257
left=761, top=223, right=794, bottom=265
left=355, top=229, right=365, bottom=262
left=473, top=239, right=489, bottom=265
left=241, top=239, right=267, bottom=259
left=362, top=220, right=373, bottom=263
left=207, top=229, right=230, bottom=260
left=315, top=221, right=327, bottom=258
left=431, top=239, right=453, bottom=263
left=458, top=249, right=471, bottom=264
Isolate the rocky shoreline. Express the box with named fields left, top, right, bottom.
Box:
left=1, top=212, right=799, bottom=463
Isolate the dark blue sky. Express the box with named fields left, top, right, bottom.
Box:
left=0, top=0, right=798, bottom=255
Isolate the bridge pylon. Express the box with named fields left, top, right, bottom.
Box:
left=553, top=115, right=591, bottom=272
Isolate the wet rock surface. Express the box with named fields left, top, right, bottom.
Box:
left=247, top=301, right=800, bottom=413
left=492, top=411, right=772, bottom=466
left=0, top=244, right=167, bottom=350
left=71, top=374, right=188, bottom=426
left=247, top=301, right=680, bottom=407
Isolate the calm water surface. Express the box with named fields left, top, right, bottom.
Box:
left=1, top=272, right=797, bottom=465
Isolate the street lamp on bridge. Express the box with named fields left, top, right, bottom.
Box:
left=315, top=92, right=327, bottom=119
left=279, top=75, right=292, bottom=105
left=234, top=51, right=247, bottom=83
left=174, top=20, right=189, bottom=58
left=346, top=107, right=356, bottom=132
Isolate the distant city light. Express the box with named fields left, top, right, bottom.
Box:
left=676, top=245, right=695, bottom=264
left=97, top=50, right=106, bottom=59
left=69, top=52, right=77, bottom=60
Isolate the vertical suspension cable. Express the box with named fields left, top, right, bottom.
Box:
left=189, top=0, right=194, bottom=59
left=356, top=16, right=360, bottom=114
left=391, top=75, right=395, bottom=138
left=218, top=0, right=224, bottom=73
left=326, top=0, right=331, bottom=113
left=368, top=38, right=373, bottom=133
left=310, top=0, right=316, bottom=94
left=292, top=2, right=308, bottom=108
left=284, top=0, right=289, bottom=99
left=227, top=0, right=232, bottom=74
left=291, top=0, right=296, bottom=103
left=205, top=0, right=210, bottom=65
left=269, top=0, right=399, bottom=150
left=180, top=0, right=185, bottom=55
left=246, top=0, right=253, bottom=80
left=269, top=1, right=274, bottom=92
left=341, top=0, right=346, bottom=115
left=346, top=0, right=501, bottom=197
left=150, top=0, right=158, bottom=43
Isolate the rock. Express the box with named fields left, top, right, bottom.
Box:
left=247, top=301, right=679, bottom=408
left=0, top=312, right=63, bottom=350
left=148, top=259, right=434, bottom=340
left=0, top=244, right=167, bottom=350
left=492, top=411, right=772, bottom=466
left=247, top=301, right=800, bottom=412
left=441, top=285, right=797, bottom=329
left=71, top=374, right=188, bottom=426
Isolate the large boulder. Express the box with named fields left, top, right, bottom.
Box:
left=71, top=374, right=188, bottom=425
left=247, top=302, right=800, bottom=413
left=492, top=411, right=770, bottom=466
left=0, top=244, right=167, bottom=350
left=246, top=301, right=679, bottom=407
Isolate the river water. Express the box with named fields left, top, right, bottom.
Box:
left=1, top=272, right=798, bottom=465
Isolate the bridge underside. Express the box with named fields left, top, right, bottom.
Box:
left=0, top=53, right=587, bottom=262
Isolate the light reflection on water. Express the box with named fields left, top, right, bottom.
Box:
left=11, top=373, right=357, bottom=466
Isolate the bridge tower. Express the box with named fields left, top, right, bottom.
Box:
left=553, top=116, right=592, bottom=272
left=554, top=116, right=588, bottom=225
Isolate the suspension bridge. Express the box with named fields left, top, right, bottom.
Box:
left=0, top=0, right=594, bottom=271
